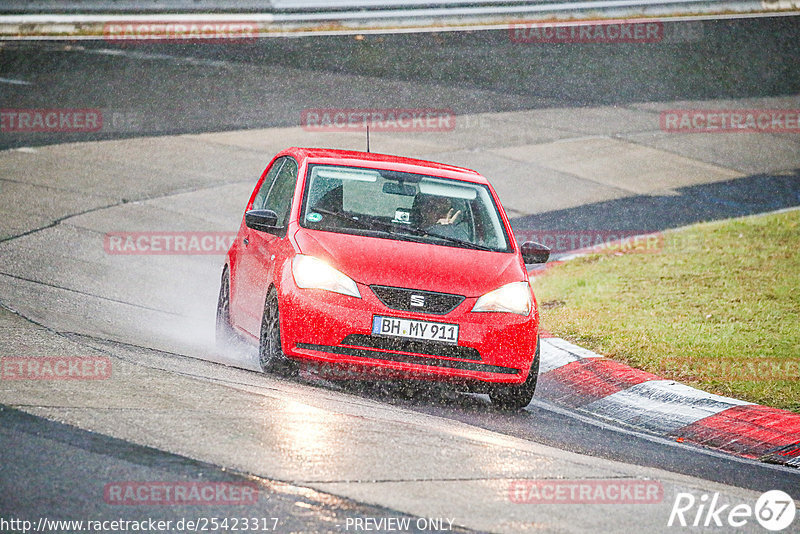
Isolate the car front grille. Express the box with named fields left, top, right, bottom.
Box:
left=342, top=334, right=481, bottom=361
left=370, top=285, right=465, bottom=315
left=297, top=342, right=518, bottom=375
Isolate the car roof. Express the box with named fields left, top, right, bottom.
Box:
left=278, top=147, right=489, bottom=184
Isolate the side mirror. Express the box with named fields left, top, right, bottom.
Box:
left=520, top=241, right=550, bottom=264
left=245, top=209, right=279, bottom=232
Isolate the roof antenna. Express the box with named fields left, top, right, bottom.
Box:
left=366, top=124, right=370, bottom=153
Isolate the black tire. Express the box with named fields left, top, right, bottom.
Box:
left=258, top=287, right=298, bottom=376
left=215, top=267, right=237, bottom=349
left=489, top=337, right=540, bottom=411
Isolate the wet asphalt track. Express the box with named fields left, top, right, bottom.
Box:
left=1, top=16, right=800, bottom=533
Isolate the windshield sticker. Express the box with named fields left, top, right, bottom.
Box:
left=393, top=209, right=411, bottom=224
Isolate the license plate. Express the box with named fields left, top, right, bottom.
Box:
left=371, top=316, right=459, bottom=345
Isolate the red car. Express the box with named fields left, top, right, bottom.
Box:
left=217, top=147, right=549, bottom=409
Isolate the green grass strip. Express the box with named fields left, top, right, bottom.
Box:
left=533, top=209, right=800, bottom=413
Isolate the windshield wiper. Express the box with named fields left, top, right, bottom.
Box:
left=404, top=226, right=495, bottom=252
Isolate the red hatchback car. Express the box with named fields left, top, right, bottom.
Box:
left=217, top=148, right=549, bottom=409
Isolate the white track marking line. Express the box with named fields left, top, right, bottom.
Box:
left=0, top=77, right=32, bottom=86
left=539, top=337, right=604, bottom=374
left=545, top=337, right=606, bottom=360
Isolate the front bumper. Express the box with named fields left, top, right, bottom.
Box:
left=279, top=276, right=538, bottom=385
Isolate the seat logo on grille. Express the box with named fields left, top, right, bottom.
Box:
left=410, top=294, right=426, bottom=307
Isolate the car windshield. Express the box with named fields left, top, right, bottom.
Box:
left=300, top=164, right=511, bottom=252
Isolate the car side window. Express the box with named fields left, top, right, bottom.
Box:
left=264, top=157, right=298, bottom=227
left=252, top=158, right=285, bottom=211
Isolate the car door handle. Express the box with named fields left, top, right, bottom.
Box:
left=243, top=237, right=249, bottom=246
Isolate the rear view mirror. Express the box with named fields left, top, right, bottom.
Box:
left=383, top=182, right=416, bottom=196
left=245, top=209, right=279, bottom=232
left=521, top=241, right=550, bottom=264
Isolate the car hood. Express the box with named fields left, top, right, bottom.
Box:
left=294, top=228, right=525, bottom=297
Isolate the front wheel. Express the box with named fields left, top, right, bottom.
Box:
left=215, top=267, right=237, bottom=350
left=489, top=337, right=540, bottom=411
left=258, top=287, right=298, bottom=376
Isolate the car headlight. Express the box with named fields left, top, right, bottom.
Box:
left=291, top=255, right=361, bottom=298
left=472, top=281, right=532, bottom=316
